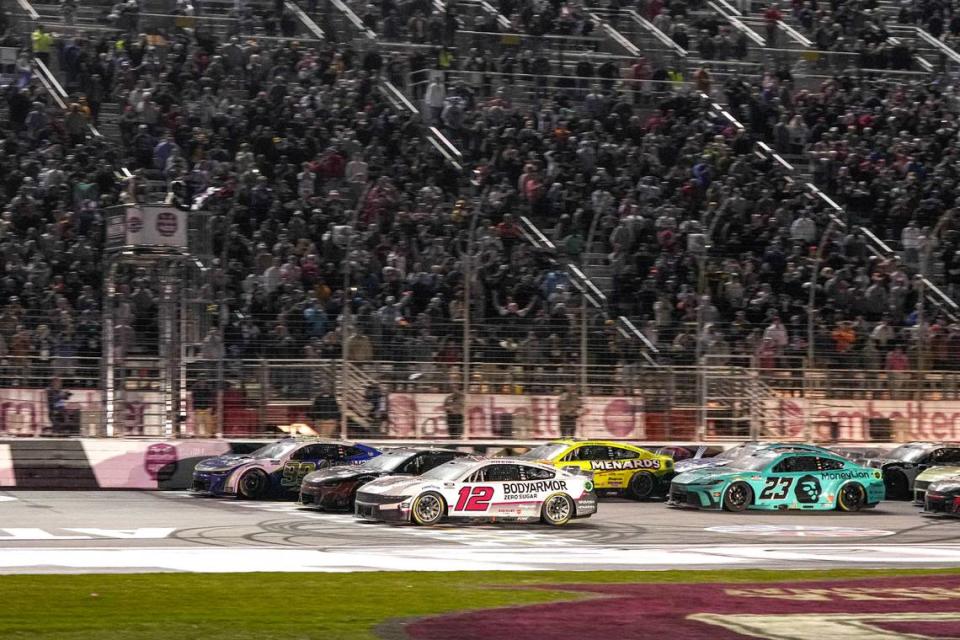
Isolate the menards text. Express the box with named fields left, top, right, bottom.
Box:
left=590, top=459, right=661, bottom=471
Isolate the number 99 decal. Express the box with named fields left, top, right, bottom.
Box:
left=281, top=462, right=316, bottom=488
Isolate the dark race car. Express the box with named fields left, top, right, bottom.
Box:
left=299, top=447, right=467, bottom=510
left=191, top=437, right=381, bottom=499
left=865, top=442, right=960, bottom=500
left=924, top=477, right=960, bottom=516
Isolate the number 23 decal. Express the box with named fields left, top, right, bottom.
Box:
left=759, top=477, right=793, bottom=500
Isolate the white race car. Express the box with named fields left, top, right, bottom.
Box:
left=354, top=457, right=598, bottom=526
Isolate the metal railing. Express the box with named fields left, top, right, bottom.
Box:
left=4, top=356, right=958, bottom=440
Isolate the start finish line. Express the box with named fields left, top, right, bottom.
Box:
left=0, top=528, right=175, bottom=540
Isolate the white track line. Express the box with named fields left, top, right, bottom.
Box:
left=3, top=544, right=960, bottom=574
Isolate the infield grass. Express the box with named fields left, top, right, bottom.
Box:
left=3, top=568, right=960, bottom=640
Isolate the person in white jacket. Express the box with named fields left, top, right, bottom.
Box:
left=424, top=77, right=445, bottom=123
left=901, top=219, right=920, bottom=267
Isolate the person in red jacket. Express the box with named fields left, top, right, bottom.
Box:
left=764, top=4, right=782, bottom=46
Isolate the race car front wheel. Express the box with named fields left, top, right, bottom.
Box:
left=541, top=493, right=574, bottom=526
left=884, top=469, right=909, bottom=500
left=837, top=482, right=866, bottom=512
left=411, top=491, right=445, bottom=526
left=238, top=469, right=268, bottom=500
left=722, top=482, right=752, bottom=512
left=628, top=471, right=656, bottom=500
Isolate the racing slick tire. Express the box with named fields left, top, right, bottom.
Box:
left=627, top=471, right=656, bottom=500
left=884, top=469, right=909, bottom=501
left=722, top=481, right=752, bottom=512
left=837, top=482, right=866, bottom=512
left=238, top=469, right=269, bottom=500
left=541, top=493, right=575, bottom=527
left=410, top=491, right=446, bottom=526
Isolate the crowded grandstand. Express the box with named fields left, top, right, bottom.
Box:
left=1, top=0, right=959, bottom=440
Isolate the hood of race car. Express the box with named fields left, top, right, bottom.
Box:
left=928, top=479, right=960, bottom=494
left=916, top=466, right=960, bottom=483
left=303, top=466, right=368, bottom=485
left=194, top=454, right=254, bottom=472
left=674, top=458, right=730, bottom=473
left=358, top=475, right=425, bottom=496
left=672, top=466, right=747, bottom=485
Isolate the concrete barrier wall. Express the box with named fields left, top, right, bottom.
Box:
left=0, top=438, right=903, bottom=490
left=0, top=439, right=569, bottom=490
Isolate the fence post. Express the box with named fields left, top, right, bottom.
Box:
left=803, top=358, right=813, bottom=441
left=579, top=296, right=588, bottom=396
left=696, top=365, right=707, bottom=441
left=462, top=206, right=480, bottom=441
left=102, top=260, right=118, bottom=438
left=258, top=359, right=268, bottom=436
left=808, top=221, right=835, bottom=367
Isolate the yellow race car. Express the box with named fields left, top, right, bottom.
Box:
left=517, top=439, right=674, bottom=499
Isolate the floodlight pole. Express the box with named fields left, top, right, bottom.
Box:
left=807, top=221, right=835, bottom=367
left=462, top=207, right=480, bottom=441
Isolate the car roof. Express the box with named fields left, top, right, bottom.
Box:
left=759, top=442, right=832, bottom=451
left=433, top=456, right=561, bottom=472
left=901, top=441, right=960, bottom=448
left=747, top=448, right=846, bottom=461
left=552, top=439, right=649, bottom=450
left=276, top=437, right=358, bottom=445
left=377, top=447, right=468, bottom=455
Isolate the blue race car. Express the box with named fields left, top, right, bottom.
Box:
left=191, top=438, right=381, bottom=499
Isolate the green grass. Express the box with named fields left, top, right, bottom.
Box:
left=3, top=568, right=960, bottom=640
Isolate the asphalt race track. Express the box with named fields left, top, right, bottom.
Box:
left=1, top=490, right=958, bottom=573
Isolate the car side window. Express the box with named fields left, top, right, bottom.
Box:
left=428, top=452, right=459, bottom=468
left=610, top=447, right=639, bottom=460
left=465, top=469, right=485, bottom=483
left=399, top=454, right=424, bottom=475
left=577, top=446, right=612, bottom=461
left=484, top=464, right=522, bottom=482
left=815, top=457, right=845, bottom=471
left=794, top=456, right=821, bottom=472
left=560, top=447, right=581, bottom=462
left=521, top=465, right=555, bottom=480
left=344, top=446, right=367, bottom=458
left=941, top=448, right=960, bottom=464
left=417, top=454, right=444, bottom=473
left=772, top=457, right=796, bottom=473
left=290, top=444, right=324, bottom=461
left=773, top=456, right=812, bottom=473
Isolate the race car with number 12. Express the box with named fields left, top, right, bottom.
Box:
left=355, top=457, right=597, bottom=526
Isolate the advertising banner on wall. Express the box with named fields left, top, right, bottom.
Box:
left=0, top=389, right=192, bottom=437
left=386, top=393, right=645, bottom=439
left=764, top=398, right=960, bottom=441
left=125, top=205, right=187, bottom=249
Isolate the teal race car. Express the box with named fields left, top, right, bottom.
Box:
left=668, top=448, right=885, bottom=512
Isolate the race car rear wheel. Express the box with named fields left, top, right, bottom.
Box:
left=238, top=469, right=268, bottom=500
left=722, top=482, right=752, bottom=512
left=837, top=482, right=866, bottom=512
left=884, top=469, right=909, bottom=500
left=627, top=471, right=656, bottom=500
left=411, top=491, right=445, bottom=526
left=541, top=493, right=574, bottom=526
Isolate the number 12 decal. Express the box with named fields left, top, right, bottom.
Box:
left=759, top=477, right=793, bottom=500
left=455, top=486, right=494, bottom=511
